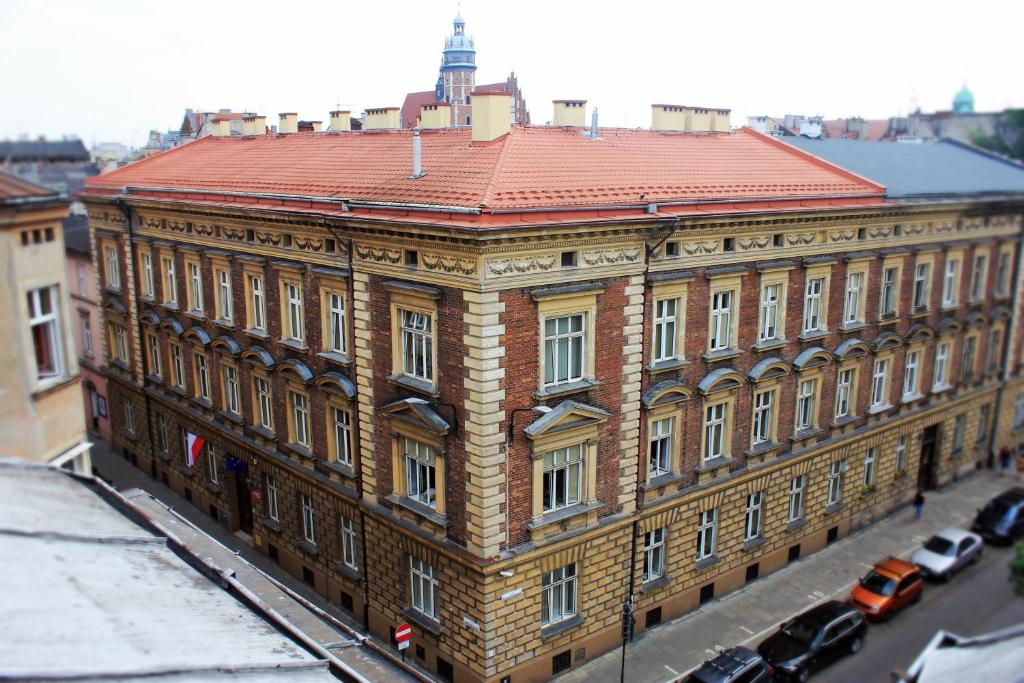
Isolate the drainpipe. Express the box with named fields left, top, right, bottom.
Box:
left=987, top=212, right=1024, bottom=465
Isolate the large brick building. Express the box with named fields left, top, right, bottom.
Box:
left=81, top=93, right=1024, bottom=683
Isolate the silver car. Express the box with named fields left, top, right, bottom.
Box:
left=911, top=528, right=983, bottom=580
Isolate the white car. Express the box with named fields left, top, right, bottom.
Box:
left=911, top=528, right=983, bottom=580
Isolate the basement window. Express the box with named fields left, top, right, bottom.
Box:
left=664, top=241, right=680, bottom=257
left=723, top=237, right=736, bottom=252
left=404, top=249, right=419, bottom=267
left=560, top=251, right=578, bottom=268
left=773, top=233, right=784, bottom=248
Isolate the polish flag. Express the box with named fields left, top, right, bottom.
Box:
left=186, top=432, right=205, bottom=468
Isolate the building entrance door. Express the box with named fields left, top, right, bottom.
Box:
left=917, top=425, right=939, bottom=490
left=228, top=458, right=253, bottom=534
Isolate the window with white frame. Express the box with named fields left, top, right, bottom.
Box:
left=286, top=283, right=303, bottom=341
left=77, top=264, right=87, bottom=296
left=81, top=313, right=93, bottom=356
left=913, top=263, right=930, bottom=310
left=996, top=251, right=1011, bottom=296
left=222, top=365, right=239, bottom=414
left=788, top=475, right=805, bottom=521
left=141, top=253, right=154, bottom=297
left=340, top=515, right=358, bottom=570
left=970, top=254, right=988, bottom=301
left=301, top=494, right=316, bottom=544
left=328, top=292, right=346, bottom=354
left=880, top=267, right=898, bottom=317
left=290, top=390, right=310, bottom=446
left=933, top=342, right=950, bottom=389
left=835, top=368, right=853, bottom=419
left=195, top=354, right=210, bottom=401
left=796, top=378, right=817, bottom=431
left=188, top=262, right=203, bottom=313
left=206, top=443, right=218, bottom=484
left=703, top=403, right=726, bottom=461
left=1015, top=394, right=1024, bottom=429
left=827, top=461, right=844, bottom=506
left=410, top=556, right=438, bottom=620
left=696, top=509, right=717, bottom=560
left=105, top=246, right=120, bottom=289
left=863, top=447, right=876, bottom=487
left=653, top=298, right=679, bottom=362
left=987, top=328, right=1003, bottom=374
left=844, top=271, right=862, bottom=324
left=541, top=563, right=576, bottom=626
left=266, top=474, right=279, bottom=521
left=333, top=408, right=352, bottom=465
left=802, top=277, right=824, bottom=334
left=162, top=256, right=177, bottom=305
left=254, top=377, right=273, bottom=430
left=147, top=333, right=161, bottom=376
left=744, top=491, right=763, bottom=541
left=648, top=417, right=673, bottom=478
left=903, top=350, right=920, bottom=399
left=124, top=398, right=135, bottom=434
left=895, top=435, right=906, bottom=472
left=170, top=342, right=184, bottom=388
left=401, top=309, right=434, bottom=383
left=27, top=287, right=63, bottom=381
left=113, top=323, right=129, bottom=364
left=543, top=444, right=583, bottom=512
left=962, top=336, right=977, bottom=380
left=751, top=389, right=773, bottom=446
left=217, top=269, right=233, bottom=320
left=759, top=283, right=780, bottom=342
left=543, top=313, right=584, bottom=385
left=642, top=529, right=666, bottom=582
left=404, top=437, right=437, bottom=507
left=249, top=275, right=266, bottom=330
left=942, top=259, right=959, bottom=307
left=870, top=359, right=889, bottom=408
left=952, top=414, right=966, bottom=452
left=157, top=413, right=168, bottom=452
left=709, top=290, right=733, bottom=351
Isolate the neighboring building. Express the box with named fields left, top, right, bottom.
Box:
left=401, top=13, right=529, bottom=128
left=896, top=622, right=1024, bottom=683
left=0, top=172, right=90, bottom=473
left=80, top=95, right=1024, bottom=682
left=0, top=137, right=98, bottom=198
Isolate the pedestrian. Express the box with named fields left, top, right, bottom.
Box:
left=999, top=447, right=1011, bottom=477
left=913, top=491, right=925, bottom=521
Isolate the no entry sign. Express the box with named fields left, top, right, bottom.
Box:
left=395, top=623, right=411, bottom=650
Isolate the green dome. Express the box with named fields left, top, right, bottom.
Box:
left=953, top=85, right=974, bottom=114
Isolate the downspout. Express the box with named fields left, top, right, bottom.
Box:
left=988, top=213, right=1024, bottom=463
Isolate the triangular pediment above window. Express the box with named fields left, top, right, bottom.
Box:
left=381, top=397, right=450, bottom=435
left=524, top=400, right=610, bottom=440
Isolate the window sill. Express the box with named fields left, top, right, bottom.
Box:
left=901, top=392, right=924, bottom=405
left=910, top=309, right=930, bottom=320
left=786, top=518, right=807, bottom=532
left=402, top=607, right=441, bottom=636
left=145, top=373, right=163, bottom=385
left=184, top=310, right=207, bottom=322
left=334, top=562, right=361, bottom=582
left=695, top=455, right=735, bottom=474
left=931, top=383, right=952, bottom=395
left=388, top=374, right=440, bottom=398
left=178, top=465, right=196, bottom=478
left=940, top=303, right=960, bottom=313
left=140, top=294, right=155, bottom=303
left=167, top=386, right=188, bottom=398
left=640, top=576, right=671, bottom=593
left=249, top=424, right=277, bottom=440
left=867, top=403, right=893, bottom=416
left=284, top=442, right=315, bottom=460
left=893, top=470, right=908, bottom=483
left=189, top=397, right=214, bottom=411
left=695, top=555, right=720, bottom=572
left=108, top=359, right=131, bottom=371
left=279, top=338, right=308, bottom=353
left=860, top=486, right=879, bottom=498
left=384, top=493, right=451, bottom=528
left=243, top=327, right=270, bottom=340
left=103, top=285, right=122, bottom=295
left=839, top=321, right=867, bottom=333
left=742, top=536, right=767, bottom=552
left=161, top=302, right=180, bottom=312
left=540, top=614, right=584, bottom=640
left=203, top=481, right=222, bottom=494
left=213, top=318, right=236, bottom=330
left=798, top=330, right=828, bottom=342
left=217, top=410, right=244, bottom=425
left=297, top=540, right=319, bottom=557
left=260, top=518, right=282, bottom=532
left=322, top=460, right=357, bottom=480
left=702, top=348, right=742, bottom=363
left=747, top=440, right=783, bottom=457
left=752, top=338, right=787, bottom=352
left=526, top=501, right=603, bottom=531
left=318, top=351, right=352, bottom=367
left=790, top=427, right=822, bottom=443
left=641, top=471, right=687, bottom=491
left=877, top=315, right=899, bottom=326
left=831, top=415, right=858, bottom=429
left=534, top=378, right=599, bottom=401
left=156, top=450, right=172, bottom=462
left=825, top=502, right=844, bottom=516
left=647, top=357, right=689, bottom=375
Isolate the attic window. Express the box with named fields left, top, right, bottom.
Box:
left=773, top=233, right=784, bottom=248
left=894, top=224, right=903, bottom=236
left=723, top=237, right=736, bottom=252
left=560, top=251, right=578, bottom=268
left=245, top=229, right=255, bottom=243
left=324, top=238, right=336, bottom=255
left=664, top=241, right=680, bottom=258
left=282, top=234, right=293, bottom=248
left=404, top=250, right=419, bottom=267
left=857, top=228, right=867, bottom=240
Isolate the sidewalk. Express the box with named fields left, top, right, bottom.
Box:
left=90, top=440, right=426, bottom=683
left=560, top=470, right=1015, bottom=683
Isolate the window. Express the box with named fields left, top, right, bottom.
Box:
left=217, top=269, right=233, bottom=320
left=170, top=343, right=184, bottom=388
left=285, top=283, right=303, bottom=341
left=759, top=283, right=781, bottom=342
left=410, top=556, right=438, bottom=620
left=254, top=377, right=273, bottom=430
left=1015, top=394, right=1024, bottom=429
left=332, top=408, right=352, bottom=465
left=195, top=354, right=210, bottom=401
left=796, top=378, right=817, bottom=431
left=934, top=342, right=950, bottom=389
left=80, top=312, right=93, bottom=356
left=844, top=271, right=862, bottom=324
left=827, top=461, right=844, bottom=506
left=962, top=336, right=977, bottom=380
left=788, top=476, right=805, bottom=521
left=648, top=417, right=673, bottom=478
left=703, top=403, right=726, bottom=461
left=696, top=509, right=717, bottom=560
left=653, top=298, right=679, bottom=362
left=327, top=292, right=346, bottom=354
left=835, top=368, right=853, bottom=419
left=340, top=515, right=358, bottom=570
left=543, top=313, right=584, bottom=385
left=987, top=328, right=1003, bottom=374
left=802, top=277, right=824, bottom=334
left=643, top=529, right=666, bottom=582
left=113, top=323, right=129, bottom=364
left=105, top=245, right=120, bottom=289
left=543, top=444, right=583, bottom=511
left=895, top=435, right=906, bottom=472
left=903, top=350, right=920, bottom=399
left=141, top=253, right=154, bottom=297
left=751, top=389, right=773, bottom=446
left=870, top=359, right=889, bottom=408
left=977, top=405, right=991, bottom=444
left=744, top=492, right=763, bottom=541
left=206, top=443, right=218, bottom=484
left=709, top=290, right=732, bottom=351
left=952, top=414, right=966, bottom=452
left=880, top=267, right=898, bottom=317
left=249, top=275, right=266, bottom=330
left=301, top=494, right=316, bottom=544
left=222, top=365, right=239, bottom=414
left=404, top=437, right=437, bottom=507
left=27, top=287, right=63, bottom=381
left=541, top=564, right=576, bottom=626
left=157, top=413, right=169, bottom=452
left=996, top=250, right=1012, bottom=296
left=290, top=391, right=310, bottom=447
left=863, top=447, right=876, bottom=487
left=124, top=399, right=135, bottom=434
left=147, top=333, right=161, bottom=376
left=913, top=263, right=930, bottom=310
left=942, top=259, right=959, bottom=307
left=970, top=254, right=988, bottom=301
left=399, top=309, right=434, bottom=383
left=77, top=264, right=87, bottom=296
left=188, top=262, right=203, bottom=313
left=266, top=475, right=279, bottom=521
left=162, top=256, right=177, bottom=305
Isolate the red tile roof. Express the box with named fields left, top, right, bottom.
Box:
left=401, top=90, right=439, bottom=129
left=0, top=170, right=61, bottom=204
left=82, top=126, right=885, bottom=223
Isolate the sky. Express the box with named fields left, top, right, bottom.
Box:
left=1, top=0, right=1021, bottom=147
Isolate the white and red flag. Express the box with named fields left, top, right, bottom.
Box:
left=186, top=432, right=205, bottom=468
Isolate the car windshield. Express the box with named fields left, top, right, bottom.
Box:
left=924, top=536, right=955, bottom=556
left=781, top=619, right=817, bottom=645
left=981, top=500, right=1012, bottom=519
left=859, top=570, right=896, bottom=596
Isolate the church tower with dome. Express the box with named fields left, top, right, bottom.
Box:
left=953, top=84, right=975, bottom=114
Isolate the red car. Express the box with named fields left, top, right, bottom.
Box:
left=848, top=557, right=923, bottom=621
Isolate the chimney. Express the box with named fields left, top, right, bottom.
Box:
left=364, top=107, right=401, bottom=130
left=419, top=103, right=452, bottom=129
left=309, top=121, right=323, bottom=132
left=278, top=112, right=298, bottom=134
left=409, top=129, right=426, bottom=179
left=651, top=104, right=687, bottom=131
left=211, top=117, right=232, bottom=137
left=330, top=110, right=351, bottom=131
left=242, top=115, right=266, bottom=136
left=709, top=109, right=731, bottom=132
left=590, top=108, right=599, bottom=139
left=553, top=100, right=587, bottom=127
left=470, top=89, right=512, bottom=142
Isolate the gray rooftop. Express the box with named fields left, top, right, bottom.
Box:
left=781, top=137, right=1024, bottom=198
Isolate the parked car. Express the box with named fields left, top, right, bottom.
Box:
left=685, top=646, right=771, bottom=683
left=972, top=488, right=1024, bottom=544
left=910, top=528, right=983, bottom=580
left=848, top=557, right=924, bottom=621
left=757, top=600, right=867, bottom=682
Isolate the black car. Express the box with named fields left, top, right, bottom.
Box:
left=972, top=488, right=1024, bottom=544
left=685, top=646, right=771, bottom=683
left=757, top=600, right=867, bottom=682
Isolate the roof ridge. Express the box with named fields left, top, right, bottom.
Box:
left=752, top=128, right=887, bottom=195
left=477, top=127, right=517, bottom=209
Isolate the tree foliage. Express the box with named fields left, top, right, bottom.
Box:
left=970, top=109, right=1024, bottom=162
left=1011, top=539, right=1024, bottom=597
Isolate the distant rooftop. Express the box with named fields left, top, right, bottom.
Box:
left=0, top=138, right=90, bottom=163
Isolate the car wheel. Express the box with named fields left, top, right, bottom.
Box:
left=912, top=590, right=922, bottom=604
left=849, top=636, right=863, bottom=655
left=796, top=666, right=810, bottom=683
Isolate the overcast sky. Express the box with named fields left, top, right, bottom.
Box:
left=2, top=0, right=1020, bottom=147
